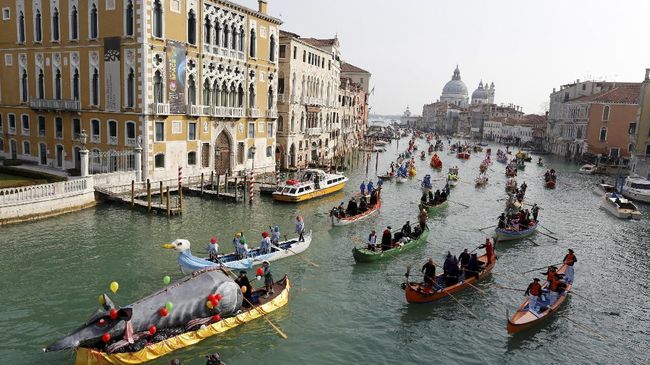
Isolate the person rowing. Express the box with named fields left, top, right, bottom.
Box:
left=524, top=278, right=542, bottom=313
left=367, top=230, right=378, bottom=251
left=563, top=249, right=577, bottom=284
left=459, top=248, right=470, bottom=277
left=421, top=258, right=437, bottom=288
left=381, top=226, right=393, bottom=251
left=259, top=232, right=272, bottom=254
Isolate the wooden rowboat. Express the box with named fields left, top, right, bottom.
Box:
left=75, top=275, right=291, bottom=365
left=331, top=200, right=381, bottom=226
left=457, top=152, right=470, bottom=159
left=405, top=252, right=496, bottom=303
left=352, top=227, right=430, bottom=263
left=545, top=179, right=556, bottom=189
left=419, top=199, right=448, bottom=213
left=495, top=221, right=538, bottom=241
left=377, top=174, right=395, bottom=181
left=507, top=264, right=572, bottom=334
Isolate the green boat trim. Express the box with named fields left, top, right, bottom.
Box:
left=419, top=200, right=448, bottom=212
left=353, top=227, right=430, bottom=263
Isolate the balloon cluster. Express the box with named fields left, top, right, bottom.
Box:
left=256, top=267, right=264, bottom=281
left=206, top=293, right=221, bottom=309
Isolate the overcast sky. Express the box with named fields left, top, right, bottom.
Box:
left=242, top=0, right=650, bottom=115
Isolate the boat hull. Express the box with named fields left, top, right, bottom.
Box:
left=545, top=180, right=556, bottom=189
left=332, top=201, right=381, bottom=226
left=419, top=200, right=448, bottom=212
left=353, top=228, right=429, bottom=263
left=495, top=223, right=537, bottom=241
left=600, top=198, right=641, bottom=220
left=272, top=181, right=346, bottom=202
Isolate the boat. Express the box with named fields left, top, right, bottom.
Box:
left=516, top=161, right=526, bottom=170
left=505, top=178, right=517, bottom=193
left=593, top=183, right=617, bottom=196
left=497, top=155, right=508, bottom=164
left=495, top=221, right=538, bottom=241
left=211, top=232, right=313, bottom=270
left=507, top=265, right=570, bottom=334
left=74, top=275, right=291, bottom=365
left=621, top=176, right=650, bottom=203
left=578, top=164, right=597, bottom=175
left=352, top=227, right=430, bottom=263
left=419, top=199, right=448, bottom=213
left=457, top=152, right=470, bottom=159
left=405, top=252, right=496, bottom=303
left=331, top=201, right=381, bottom=226
left=475, top=175, right=489, bottom=187
left=545, top=179, right=556, bottom=189
left=408, top=167, right=417, bottom=177
left=430, top=155, right=443, bottom=169
left=272, top=169, right=347, bottom=202
left=600, top=193, right=641, bottom=220
left=377, top=173, right=396, bottom=181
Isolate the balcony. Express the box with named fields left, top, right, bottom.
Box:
left=266, top=109, right=278, bottom=119
left=307, top=127, right=322, bottom=136
left=231, top=107, right=244, bottom=118
left=30, top=99, right=81, bottom=112
left=210, top=106, right=225, bottom=117
left=247, top=108, right=261, bottom=118
left=91, top=135, right=100, bottom=143
left=126, top=137, right=137, bottom=146
left=38, top=129, right=45, bottom=137
left=150, top=102, right=170, bottom=115
left=109, top=136, right=118, bottom=145
left=21, top=128, right=30, bottom=136
left=187, top=104, right=209, bottom=117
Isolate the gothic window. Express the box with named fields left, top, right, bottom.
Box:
left=599, top=127, right=607, bottom=142
left=238, top=84, right=244, bottom=107
left=127, top=68, right=135, bottom=107
left=90, top=4, right=98, bottom=39
left=52, top=8, right=60, bottom=41
left=91, top=68, right=99, bottom=106
left=212, top=80, right=219, bottom=106
left=187, top=9, right=196, bottom=45
left=239, top=26, right=245, bottom=52
left=224, top=22, right=230, bottom=48
left=268, top=86, right=274, bottom=109
left=215, top=21, right=221, bottom=46
left=35, top=9, right=42, bottom=42
left=248, top=84, right=255, bottom=108
left=231, top=24, right=236, bottom=49
left=153, top=71, right=163, bottom=103
left=21, top=70, right=28, bottom=102
left=188, top=75, right=196, bottom=105
left=125, top=1, right=134, bottom=36
left=202, top=79, right=211, bottom=105
left=204, top=16, right=211, bottom=44
left=153, top=0, right=163, bottom=38
left=269, top=35, right=276, bottom=62
left=70, top=6, right=78, bottom=40
left=249, top=28, right=256, bottom=57
left=221, top=81, right=227, bottom=106
left=18, top=11, right=25, bottom=43
left=37, top=69, right=45, bottom=98
left=55, top=69, right=62, bottom=99
left=229, top=83, right=236, bottom=107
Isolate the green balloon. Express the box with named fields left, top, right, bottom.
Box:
left=165, top=302, right=173, bottom=311
left=163, top=276, right=171, bottom=285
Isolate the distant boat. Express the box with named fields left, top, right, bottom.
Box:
left=600, top=193, right=641, bottom=220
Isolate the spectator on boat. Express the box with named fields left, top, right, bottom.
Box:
left=531, top=204, right=540, bottom=221
left=466, top=253, right=481, bottom=280
left=337, top=202, right=346, bottom=217
left=295, top=216, right=305, bottom=242
left=498, top=213, right=507, bottom=229
left=359, top=181, right=366, bottom=196
left=346, top=198, right=358, bottom=216
left=208, top=237, right=219, bottom=262
left=270, top=225, right=281, bottom=246
left=563, top=249, right=577, bottom=284
left=262, top=261, right=274, bottom=297
left=459, top=249, right=470, bottom=277
left=367, top=181, right=375, bottom=195
left=359, top=197, right=368, bottom=212
left=421, top=258, right=436, bottom=287
left=232, top=233, right=242, bottom=255
left=367, top=230, right=378, bottom=251
left=381, top=227, right=393, bottom=251
left=259, top=232, right=272, bottom=254
left=235, top=270, right=253, bottom=306
left=524, top=278, right=542, bottom=313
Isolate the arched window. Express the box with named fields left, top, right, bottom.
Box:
left=187, top=9, right=196, bottom=45
left=239, top=26, right=245, bottom=51
left=269, top=35, right=276, bottom=62
left=89, top=4, right=98, bottom=39
left=290, top=113, right=295, bottom=132
left=231, top=24, right=237, bottom=49
left=278, top=115, right=284, bottom=132
left=599, top=127, right=607, bottom=141
left=153, top=0, right=163, bottom=38
left=215, top=21, right=221, bottom=46
left=37, top=69, right=45, bottom=98
left=220, top=81, right=227, bottom=106
left=52, top=8, right=60, bottom=41
left=35, top=9, right=42, bottom=42
left=187, top=75, right=196, bottom=105
left=204, top=16, right=212, bottom=44
left=187, top=151, right=197, bottom=165
left=248, top=83, right=255, bottom=108
left=268, top=86, right=274, bottom=109
left=127, top=68, right=135, bottom=107
left=125, top=121, right=136, bottom=144
left=238, top=84, right=244, bottom=107
left=21, top=70, right=28, bottom=102
left=154, top=154, right=165, bottom=168
left=602, top=105, right=610, bottom=121
left=266, top=146, right=272, bottom=157
left=70, top=6, right=78, bottom=40
left=249, top=28, right=256, bottom=57
left=23, top=141, right=31, bottom=155
left=223, top=22, right=230, bottom=48
left=153, top=71, right=163, bottom=103
left=55, top=69, right=62, bottom=99
left=125, top=1, right=134, bottom=36
left=212, top=80, right=219, bottom=106
left=203, top=79, right=211, bottom=105
left=91, top=68, right=99, bottom=106
left=18, top=11, right=25, bottom=43
left=229, top=83, right=236, bottom=107
left=108, top=120, right=117, bottom=144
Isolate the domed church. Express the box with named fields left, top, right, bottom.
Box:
left=440, top=65, right=469, bottom=107
left=471, top=80, right=495, bottom=105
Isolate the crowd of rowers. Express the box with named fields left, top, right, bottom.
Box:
left=205, top=216, right=307, bottom=261
left=420, top=185, right=450, bottom=206
left=525, top=249, right=577, bottom=313
left=330, top=181, right=382, bottom=218
left=418, top=238, right=495, bottom=291
left=499, top=203, right=540, bottom=231
left=544, top=169, right=557, bottom=182
left=366, top=211, right=429, bottom=252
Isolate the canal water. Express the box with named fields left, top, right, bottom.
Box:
left=1, top=137, right=648, bottom=365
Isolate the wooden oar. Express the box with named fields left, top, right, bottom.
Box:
left=449, top=200, right=470, bottom=209
left=278, top=235, right=319, bottom=268
left=539, top=223, right=555, bottom=234
left=536, top=230, right=558, bottom=241
left=420, top=270, right=478, bottom=319
left=567, top=290, right=620, bottom=316
left=493, top=284, right=524, bottom=292
left=520, top=262, right=564, bottom=275
left=526, top=238, right=539, bottom=246
left=563, top=315, right=608, bottom=341
left=220, top=267, right=288, bottom=339
left=478, top=224, right=497, bottom=231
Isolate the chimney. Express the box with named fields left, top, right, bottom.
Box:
left=258, top=0, right=267, bottom=14
left=645, top=68, right=650, bottom=81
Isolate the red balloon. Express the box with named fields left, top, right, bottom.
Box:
left=148, top=326, right=157, bottom=335
left=210, top=298, right=219, bottom=307
left=207, top=294, right=216, bottom=302
left=215, top=294, right=222, bottom=301
left=101, top=333, right=111, bottom=343
left=159, top=308, right=168, bottom=317
left=109, top=309, right=118, bottom=320
left=212, top=314, right=221, bottom=321
left=256, top=268, right=264, bottom=276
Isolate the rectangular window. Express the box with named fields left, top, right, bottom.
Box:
left=188, top=122, right=197, bottom=140
left=38, top=116, right=45, bottom=136
left=55, top=117, right=63, bottom=139
left=4, top=54, right=12, bottom=66
left=293, top=46, right=297, bottom=59
left=248, top=122, right=255, bottom=138
left=73, top=118, right=81, bottom=139
left=302, top=50, right=306, bottom=62
left=154, top=154, right=165, bottom=168
left=23, top=141, right=30, bottom=154
left=8, top=114, right=16, bottom=133
left=279, top=45, right=286, bottom=58
left=238, top=142, right=244, bottom=163
left=91, top=119, right=100, bottom=142
left=0, top=114, right=3, bottom=130
left=2, top=7, right=9, bottom=20
left=610, top=148, right=619, bottom=158
left=267, top=122, right=273, bottom=138
left=646, top=144, right=650, bottom=155
left=629, top=122, right=636, bottom=135
left=155, top=121, right=165, bottom=141
left=21, top=115, right=30, bottom=135
left=278, top=78, right=284, bottom=94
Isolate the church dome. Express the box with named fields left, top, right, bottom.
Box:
left=441, top=65, right=468, bottom=96
left=472, top=82, right=489, bottom=100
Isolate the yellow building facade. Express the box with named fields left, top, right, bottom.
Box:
left=0, top=0, right=280, bottom=180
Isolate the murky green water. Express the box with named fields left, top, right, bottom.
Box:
left=1, top=137, right=649, bottom=364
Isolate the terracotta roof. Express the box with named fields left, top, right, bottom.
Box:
left=341, top=62, right=370, bottom=74
left=521, top=114, right=547, bottom=125
left=572, top=85, right=641, bottom=104
left=279, top=30, right=301, bottom=39
left=300, top=38, right=337, bottom=47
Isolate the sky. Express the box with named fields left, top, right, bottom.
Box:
left=241, top=0, right=650, bottom=115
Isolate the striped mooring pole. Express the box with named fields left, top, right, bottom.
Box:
left=249, top=170, right=254, bottom=204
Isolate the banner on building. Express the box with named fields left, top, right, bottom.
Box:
left=103, top=37, right=121, bottom=112
left=166, top=40, right=187, bottom=114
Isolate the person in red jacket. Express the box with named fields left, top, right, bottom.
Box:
left=525, top=278, right=542, bottom=313
left=480, top=238, right=495, bottom=264
left=563, top=249, right=577, bottom=284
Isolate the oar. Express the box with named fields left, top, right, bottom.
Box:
left=567, top=290, right=620, bottom=316
left=539, top=223, right=555, bottom=234
left=278, top=235, right=319, bottom=268
left=220, top=266, right=288, bottom=339
left=493, top=284, right=525, bottom=292
left=520, top=262, right=564, bottom=275
left=478, top=224, right=497, bottom=232
left=536, top=230, right=558, bottom=241
left=526, top=238, right=539, bottom=246
left=449, top=200, right=470, bottom=209
left=420, top=271, right=478, bottom=319
left=563, top=316, right=608, bottom=341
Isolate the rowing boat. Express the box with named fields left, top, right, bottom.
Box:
left=405, top=252, right=496, bottom=303
left=352, top=227, right=430, bottom=263
left=75, top=275, right=291, bottom=365
left=495, top=221, right=538, bottom=241
left=457, top=152, right=470, bottom=159
left=545, top=179, right=556, bottom=189
left=377, top=174, right=395, bottom=181
left=331, top=200, right=381, bottom=226
left=507, top=265, right=572, bottom=334
left=419, top=199, right=448, bottom=212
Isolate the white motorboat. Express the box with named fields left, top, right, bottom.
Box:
left=600, top=193, right=641, bottom=220
left=273, top=169, right=347, bottom=203
left=593, top=183, right=617, bottom=197
left=578, top=164, right=597, bottom=175
left=621, top=176, right=650, bottom=203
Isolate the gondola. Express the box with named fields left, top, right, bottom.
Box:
left=545, top=179, right=556, bottom=189
left=352, top=227, right=430, bottom=263
left=331, top=200, right=381, bottom=226
left=419, top=199, right=448, bottom=213
left=405, top=252, right=496, bottom=303
left=495, top=221, right=538, bottom=241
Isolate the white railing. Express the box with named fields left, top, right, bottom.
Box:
left=150, top=102, right=170, bottom=115
left=248, top=108, right=260, bottom=118
left=21, top=129, right=30, bottom=136
left=30, top=99, right=81, bottom=111
left=266, top=109, right=278, bottom=118
left=109, top=136, right=118, bottom=145
left=38, top=129, right=45, bottom=137
left=307, top=127, right=322, bottom=136
left=91, top=135, right=100, bottom=143
left=211, top=106, right=225, bottom=117
left=0, top=177, right=92, bottom=206
left=126, top=137, right=137, bottom=146
left=89, top=150, right=136, bottom=175
left=8, top=127, right=16, bottom=134
left=232, top=107, right=244, bottom=117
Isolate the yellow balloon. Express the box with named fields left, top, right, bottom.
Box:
left=98, top=294, right=106, bottom=306
left=206, top=300, right=214, bottom=309
left=240, top=285, right=247, bottom=293
left=109, top=281, right=119, bottom=294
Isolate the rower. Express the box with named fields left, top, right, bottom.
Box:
left=498, top=213, right=506, bottom=229
left=421, top=193, right=428, bottom=204
left=261, top=261, right=274, bottom=297
left=232, top=232, right=242, bottom=255
left=418, top=209, right=428, bottom=230
left=346, top=197, right=358, bottom=216
left=207, top=237, right=219, bottom=262
left=428, top=190, right=434, bottom=202
left=479, top=238, right=494, bottom=264
left=270, top=225, right=281, bottom=246
left=401, top=221, right=412, bottom=237
left=359, top=180, right=366, bottom=196
left=359, top=197, right=368, bottom=212
left=434, top=190, right=441, bottom=203
left=295, top=216, right=305, bottom=242
left=367, top=230, right=378, bottom=251
left=563, top=249, right=577, bottom=284
left=442, top=252, right=459, bottom=286
left=524, top=278, right=542, bottom=313
left=466, top=253, right=480, bottom=280
left=235, top=270, right=253, bottom=307
left=367, top=180, right=375, bottom=195
left=259, top=232, right=272, bottom=254
left=458, top=248, right=470, bottom=278
left=440, top=189, right=447, bottom=201
left=421, top=258, right=436, bottom=288
left=531, top=204, right=540, bottom=221
left=521, top=181, right=528, bottom=193
left=381, top=226, right=393, bottom=251
left=369, top=189, right=379, bottom=206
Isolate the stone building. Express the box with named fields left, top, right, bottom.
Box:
left=630, top=69, right=650, bottom=178
left=471, top=80, right=495, bottom=105
left=0, top=0, right=281, bottom=180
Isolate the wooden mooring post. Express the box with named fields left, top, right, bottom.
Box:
left=159, top=181, right=163, bottom=204
left=216, top=174, right=221, bottom=195
left=146, top=179, right=152, bottom=211
left=166, top=186, right=171, bottom=217
left=234, top=177, right=238, bottom=200
left=200, top=173, right=204, bottom=195
left=131, top=180, right=135, bottom=207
